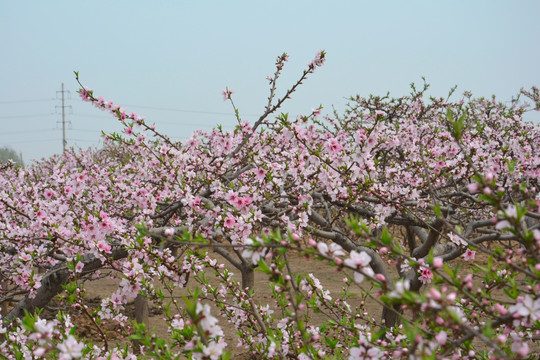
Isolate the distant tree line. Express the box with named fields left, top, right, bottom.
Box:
left=0, top=147, right=24, bottom=166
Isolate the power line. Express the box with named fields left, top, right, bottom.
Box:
left=156, top=119, right=235, bottom=127
left=0, top=113, right=55, bottom=119
left=2, top=138, right=62, bottom=145
left=71, top=114, right=120, bottom=120
left=123, top=103, right=259, bottom=117
left=70, top=113, right=236, bottom=128
left=70, top=128, right=103, bottom=134
left=66, top=138, right=100, bottom=143
left=0, top=98, right=55, bottom=105
left=2, top=128, right=59, bottom=135
left=75, top=96, right=259, bottom=117
left=1, top=97, right=260, bottom=116
left=73, top=98, right=261, bottom=119
left=77, top=97, right=259, bottom=117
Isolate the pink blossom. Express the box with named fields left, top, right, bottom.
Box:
left=202, top=340, right=227, bottom=360
left=79, top=87, right=91, bottom=102
left=344, top=250, right=371, bottom=268
left=224, top=214, right=236, bottom=228
left=225, top=190, right=238, bottom=203
left=164, top=228, right=174, bottom=238
left=196, top=302, right=223, bottom=337
left=36, top=210, right=46, bottom=221
left=494, top=302, right=508, bottom=315
left=310, top=50, right=326, bottom=68
left=510, top=332, right=530, bottom=357
left=345, top=250, right=374, bottom=283
left=430, top=288, right=442, bottom=301
left=463, top=249, right=476, bottom=261
left=119, top=110, right=126, bottom=122
left=95, top=95, right=104, bottom=106
left=466, top=183, right=480, bottom=193
left=44, top=189, right=55, bottom=199
left=19, top=253, right=32, bottom=262
left=435, top=330, right=447, bottom=345
left=504, top=205, right=518, bottom=218
left=171, top=315, right=184, bottom=330
left=448, top=233, right=467, bottom=246
left=495, top=219, right=511, bottom=230
left=389, top=279, right=410, bottom=298
left=317, top=242, right=345, bottom=258
left=233, top=196, right=252, bottom=210
left=254, top=168, right=266, bottom=180
left=33, top=348, right=46, bottom=357
left=222, top=87, right=234, bottom=101
left=57, top=335, right=84, bottom=359
left=349, top=347, right=364, bottom=359
left=419, top=268, right=433, bottom=284
left=326, top=138, right=343, bottom=153
left=34, top=318, right=55, bottom=337
left=241, top=238, right=266, bottom=265
left=509, top=295, right=540, bottom=321
left=136, top=134, right=145, bottom=144
left=96, top=240, right=111, bottom=254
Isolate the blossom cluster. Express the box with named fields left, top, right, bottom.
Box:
left=0, top=54, right=539, bottom=359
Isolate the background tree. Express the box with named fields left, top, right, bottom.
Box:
left=0, top=146, right=24, bottom=167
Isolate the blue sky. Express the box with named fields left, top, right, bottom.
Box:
left=1, top=1, right=539, bottom=162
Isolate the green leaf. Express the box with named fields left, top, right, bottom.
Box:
left=505, top=159, right=517, bottom=173
left=447, top=109, right=454, bottom=123
left=483, top=321, right=494, bottom=338
left=447, top=109, right=465, bottom=140
left=324, top=336, right=339, bottom=349
left=371, top=328, right=387, bottom=342
left=433, top=203, right=442, bottom=218
left=379, top=227, right=392, bottom=245
left=257, top=259, right=272, bottom=275
left=21, top=311, right=37, bottom=331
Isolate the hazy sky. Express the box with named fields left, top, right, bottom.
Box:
left=1, top=1, right=539, bottom=163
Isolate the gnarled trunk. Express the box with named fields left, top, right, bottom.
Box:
left=241, top=265, right=255, bottom=291
left=3, top=247, right=128, bottom=326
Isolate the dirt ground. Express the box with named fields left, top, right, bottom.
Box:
left=33, top=247, right=538, bottom=358
left=38, top=250, right=380, bottom=358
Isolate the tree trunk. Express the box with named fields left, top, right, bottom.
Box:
left=132, top=293, right=149, bottom=351
left=381, top=270, right=423, bottom=330
left=0, top=281, right=8, bottom=317
left=3, top=247, right=128, bottom=326
left=241, top=265, right=254, bottom=291
left=134, top=293, right=149, bottom=327
left=381, top=304, right=402, bottom=329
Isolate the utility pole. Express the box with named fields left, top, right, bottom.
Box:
left=61, top=83, right=66, bottom=152
left=56, top=84, right=72, bottom=153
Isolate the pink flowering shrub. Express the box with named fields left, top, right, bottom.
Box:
left=1, top=52, right=539, bottom=359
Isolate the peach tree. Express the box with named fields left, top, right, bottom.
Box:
left=0, top=52, right=539, bottom=359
